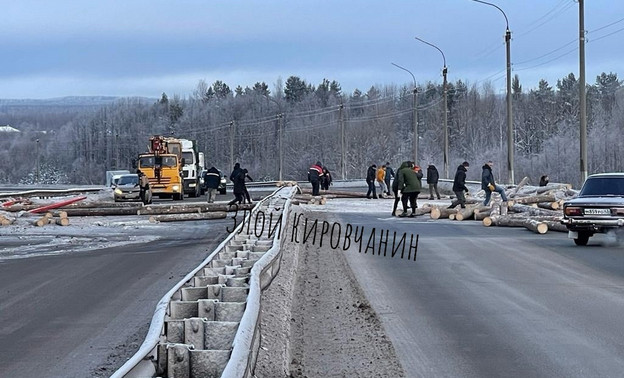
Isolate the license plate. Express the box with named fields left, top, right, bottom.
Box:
left=584, top=208, right=610, bottom=215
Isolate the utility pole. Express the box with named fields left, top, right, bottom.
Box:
left=339, top=103, right=346, bottom=180
left=579, top=0, right=588, bottom=182
left=36, top=138, right=40, bottom=183
left=277, top=113, right=283, bottom=181
left=229, top=121, right=235, bottom=175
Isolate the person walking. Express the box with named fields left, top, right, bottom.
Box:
left=376, top=165, right=387, bottom=198
left=426, top=163, right=441, bottom=200
left=391, top=162, right=409, bottom=216
left=308, top=161, right=323, bottom=196
left=228, top=167, right=246, bottom=206
left=397, top=161, right=423, bottom=217
left=366, top=164, right=378, bottom=199
left=321, top=167, right=332, bottom=190
left=241, top=168, right=253, bottom=204
left=384, top=162, right=394, bottom=197
left=203, top=166, right=221, bottom=203
left=448, top=161, right=470, bottom=209
left=137, top=169, right=150, bottom=205
left=481, top=161, right=508, bottom=206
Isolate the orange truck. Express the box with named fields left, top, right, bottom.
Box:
left=135, top=135, right=184, bottom=200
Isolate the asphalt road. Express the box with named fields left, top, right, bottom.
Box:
left=331, top=210, right=624, bottom=378
left=0, top=217, right=231, bottom=378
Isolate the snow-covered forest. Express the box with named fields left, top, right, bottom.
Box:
left=1, top=72, right=622, bottom=188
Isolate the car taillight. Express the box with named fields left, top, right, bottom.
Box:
left=613, top=208, right=624, bottom=215
left=564, top=206, right=583, bottom=216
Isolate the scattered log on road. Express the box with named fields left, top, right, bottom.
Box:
left=57, top=207, right=140, bottom=216
left=300, top=188, right=368, bottom=198
left=455, top=207, right=474, bottom=221
left=148, top=211, right=227, bottom=223
left=430, top=207, right=457, bottom=220
left=509, top=203, right=561, bottom=217
left=0, top=214, right=14, bottom=226
left=482, top=214, right=548, bottom=234
left=537, top=201, right=560, bottom=210
left=509, top=194, right=556, bottom=205
left=33, top=212, right=53, bottom=227
left=137, top=203, right=254, bottom=216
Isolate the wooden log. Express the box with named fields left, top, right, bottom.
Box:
left=537, top=202, right=559, bottom=210
left=148, top=211, right=227, bottom=223
left=301, top=188, right=367, bottom=198
left=34, top=212, right=53, bottom=227
left=483, top=215, right=547, bottom=234
left=455, top=207, right=474, bottom=221
left=57, top=211, right=68, bottom=218
left=319, top=197, right=327, bottom=205
left=449, top=213, right=456, bottom=220
left=0, top=214, right=14, bottom=226
left=511, top=194, right=557, bottom=204
left=508, top=176, right=530, bottom=198
left=474, top=210, right=489, bottom=221
left=509, top=204, right=561, bottom=217
left=57, top=207, right=140, bottom=216
left=430, top=207, right=457, bottom=220
left=523, top=219, right=548, bottom=234
left=55, top=217, right=70, bottom=226
left=137, top=203, right=254, bottom=215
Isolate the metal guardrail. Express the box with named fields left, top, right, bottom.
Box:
left=111, top=185, right=296, bottom=378
left=220, top=187, right=297, bottom=378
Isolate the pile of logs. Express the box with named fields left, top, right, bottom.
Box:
left=32, top=211, right=70, bottom=227
left=426, top=178, right=574, bottom=234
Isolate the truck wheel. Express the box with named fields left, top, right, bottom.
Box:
left=574, top=232, right=590, bottom=246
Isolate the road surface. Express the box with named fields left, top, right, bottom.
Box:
left=331, top=209, right=624, bottom=377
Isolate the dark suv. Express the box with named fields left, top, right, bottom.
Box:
left=561, top=173, right=624, bottom=245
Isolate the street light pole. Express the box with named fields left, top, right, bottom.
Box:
left=472, top=0, right=514, bottom=184
left=391, top=62, right=418, bottom=165
left=414, top=37, right=448, bottom=178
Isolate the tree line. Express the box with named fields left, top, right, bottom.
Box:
left=1, top=72, right=622, bottom=188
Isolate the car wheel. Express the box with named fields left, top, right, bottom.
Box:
left=574, top=232, right=591, bottom=246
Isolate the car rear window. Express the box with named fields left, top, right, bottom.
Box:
left=580, top=177, right=624, bottom=196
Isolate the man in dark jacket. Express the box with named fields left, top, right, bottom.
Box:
left=384, top=162, right=394, bottom=197
left=228, top=168, right=248, bottom=206
left=448, top=161, right=469, bottom=209
left=391, top=162, right=408, bottom=215
left=481, top=161, right=508, bottom=206
left=203, top=166, right=221, bottom=203
left=366, top=164, right=378, bottom=199
left=397, top=161, right=423, bottom=217
left=308, top=161, right=323, bottom=196
left=426, top=163, right=441, bottom=200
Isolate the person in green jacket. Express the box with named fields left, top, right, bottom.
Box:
left=397, top=161, right=423, bottom=217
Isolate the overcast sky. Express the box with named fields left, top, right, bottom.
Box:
left=1, top=0, right=622, bottom=99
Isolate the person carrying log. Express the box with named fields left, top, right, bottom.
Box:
left=448, top=161, right=470, bottom=209
left=481, top=161, right=508, bottom=206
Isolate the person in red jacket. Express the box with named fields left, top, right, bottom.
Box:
left=308, top=161, right=324, bottom=196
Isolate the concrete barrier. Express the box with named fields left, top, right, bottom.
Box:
left=112, top=186, right=297, bottom=378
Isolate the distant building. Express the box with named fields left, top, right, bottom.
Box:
left=0, top=125, right=20, bottom=133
